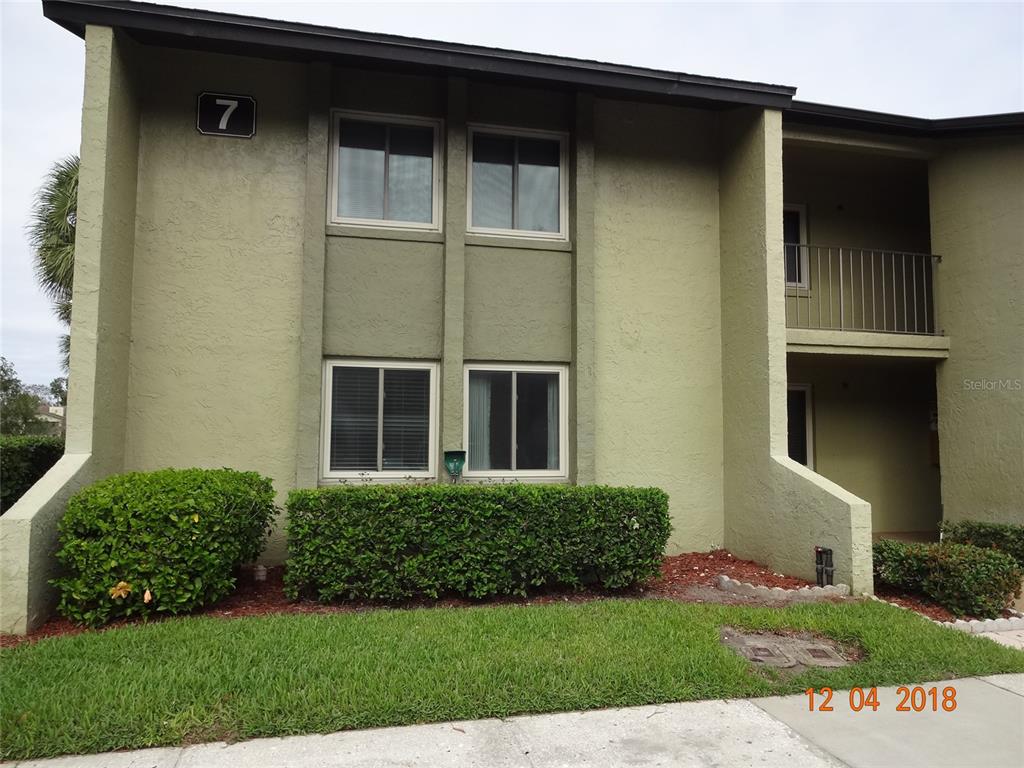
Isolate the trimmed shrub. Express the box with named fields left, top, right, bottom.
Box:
left=285, top=484, right=670, bottom=602
left=0, top=435, right=64, bottom=513
left=941, top=519, right=1024, bottom=570
left=53, top=468, right=276, bottom=626
left=873, top=539, right=1022, bottom=619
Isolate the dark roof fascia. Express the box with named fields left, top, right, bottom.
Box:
left=41, top=0, right=796, bottom=109
left=786, top=100, right=1024, bottom=138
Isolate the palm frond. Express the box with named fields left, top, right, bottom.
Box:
left=27, top=155, right=79, bottom=306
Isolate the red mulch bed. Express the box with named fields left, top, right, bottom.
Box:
left=0, top=550, right=814, bottom=649
left=873, top=584, right=1016, bottom=623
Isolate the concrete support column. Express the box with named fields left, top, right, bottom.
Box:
left=571, top=93, right=596, bottom=484
left=441, top=77, right=468, bottom=453
left=719, top=108, right=872, bottom=593
left=1, top=25, right=140, bottom=633
left=294, top=62, right=331, bottom=489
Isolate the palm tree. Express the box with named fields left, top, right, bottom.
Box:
left=27, top=155, right=79, bottom=372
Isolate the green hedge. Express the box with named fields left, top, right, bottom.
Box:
left=0, top=435, right=64, bottom=513
left=873, top=539, right=1022, bottom=619
left=941, top=520, right=1024, bottom=570
left=285, top=484, right=670, bottom=603
left=53, top=468, right=276, bottom=627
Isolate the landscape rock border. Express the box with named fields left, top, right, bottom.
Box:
left=716, top=574, right=850, bottom=600
left=862, top=593, right=1024, bottom=634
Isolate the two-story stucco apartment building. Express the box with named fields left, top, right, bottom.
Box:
left=2, top=0, right=1021, bottom=634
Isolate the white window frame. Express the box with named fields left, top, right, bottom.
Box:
left=466, top=124, right=569, bottom=241
left=788, top=383, right=815, bottom=470
left=784, top=203, right=809, bottom=289
left=320, top=359, right=439, bottom=481
left=462, top=362, right=569, bottom=479
left=328, top=109, right=444, bottom=232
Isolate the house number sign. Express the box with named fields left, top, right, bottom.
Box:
left=196, top=92, right=256, bottom=138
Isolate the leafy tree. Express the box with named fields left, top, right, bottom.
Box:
left=49, top=377, right=68, bottom=406
left=0, top=357, right=45, bottom=435
left=24, top=383, right=54, bottom=406
left=28, top=155, right=78, bottom=372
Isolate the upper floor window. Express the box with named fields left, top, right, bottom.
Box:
left=784, top=204, right=808, bottom=287
left=321, top=359, right=438, bottom=480
left=330, top=111, right=442, bottom=230
left=468, top=127, right=567, bottom=239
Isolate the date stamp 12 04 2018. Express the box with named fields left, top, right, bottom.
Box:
left=806, top=686, right=958, bottom=712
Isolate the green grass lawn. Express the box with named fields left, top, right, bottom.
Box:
left=2, top=598, right=1022, bottom=761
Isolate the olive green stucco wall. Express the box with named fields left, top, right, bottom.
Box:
left=127, top=46, right=308, bottom=560
left=592, top=99, right=724, bottom=551
left=323, top=236, right=444, bottom=359
left=464, top=246, right=572, bottom=362
left=789, top=355, right=941, bottom=536
left=930, top=137, right=1024, bottom=526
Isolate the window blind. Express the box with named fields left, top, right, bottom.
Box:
left=330, top=366, right=379, bottom=471
left=382, top=368, right=430, bottom=470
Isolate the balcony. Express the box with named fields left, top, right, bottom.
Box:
left=784, top=244, right=948, bottom=359
left=785, top=244, right=941, bottom=334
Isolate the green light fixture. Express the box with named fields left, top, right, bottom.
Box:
left=444, top=450, right=466, bottom=482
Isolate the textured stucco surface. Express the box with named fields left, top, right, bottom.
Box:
left=295, top=64, right=331, bottom=489
left=126, top=46, right=308, bottom=562
left=323, top=236, right=444, bottom=358
left=592, top=99, right=724, bottom=552
left=0, top=26, right=139, bottom=633
left=464, top=246, right=571, bottom=362
left=789, top=355, right=941, bottom=536
left=720, top=108, right=872, bottom=592
left=930, top=137, right=1024, bottom=525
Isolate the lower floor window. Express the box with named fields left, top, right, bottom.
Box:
left=322, top=360, right=437, bottom=478
left=465, top=364, right=566, bottom=475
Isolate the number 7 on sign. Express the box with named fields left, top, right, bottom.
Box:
left=215, top=99, right=238, bottom=130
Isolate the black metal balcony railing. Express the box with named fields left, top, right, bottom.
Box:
left=784, top=244, right=940, bottom=335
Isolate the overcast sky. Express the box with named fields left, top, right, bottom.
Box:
left=1, top=1, right=1022, bottom=385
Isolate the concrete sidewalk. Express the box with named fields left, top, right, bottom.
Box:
left=6, top=675, right=1022, bottom=768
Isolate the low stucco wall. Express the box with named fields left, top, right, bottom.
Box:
left=770, top=456, right=873, bottom=590
left=0, top=455, right=95, bottom=634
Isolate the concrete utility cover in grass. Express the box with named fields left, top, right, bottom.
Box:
left=720, top=627, right=854, bottom=672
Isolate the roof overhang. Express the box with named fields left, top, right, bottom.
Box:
left=786, top=100, right=1024, bottom=138
left=41, top=0, right=796, bottom=110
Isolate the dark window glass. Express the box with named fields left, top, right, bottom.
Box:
left=471, top=134, right=514, bottom=230
left=784, top=209, right=803, bottom=284
left=338, top=119, right=433, bottom=223
left=472, top=133, right=560, bottom=233
left=330, top=366, right=379, bottom=471
left=381, top=368, right=430, bottom=470
left=387, top=126, right=433, bottom=223
left=516, top=372, right=559, bottom=470
left=467, top=370, right=512, bottom=471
